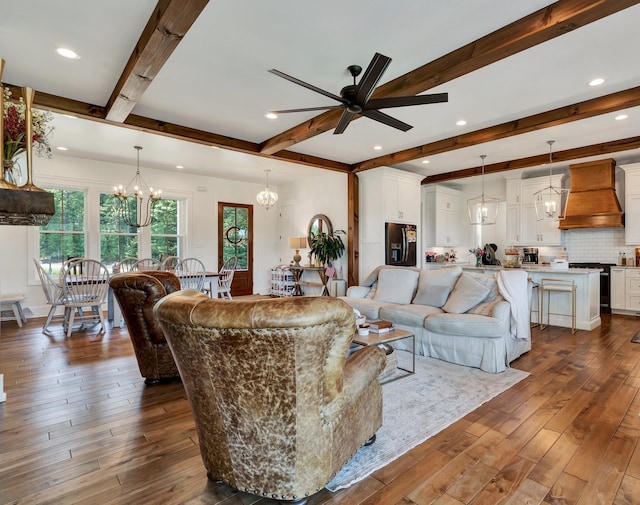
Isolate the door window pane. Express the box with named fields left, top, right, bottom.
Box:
left=222, top=206, right=248, bottom=269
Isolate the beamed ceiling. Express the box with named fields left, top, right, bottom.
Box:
left=2, top=0, right=640, bottom=186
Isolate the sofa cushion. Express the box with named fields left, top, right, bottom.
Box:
left=374, top=268, right=419, bottom=305
left=442, top=273, right=490, bottom=314
left=465, top=271, right=499, bottom=300
left=379, top=303, right=443, bottom=328
left=412, top=266, right=462, bottom=307
left=339, top=297, right=398, bottom=321
left=424, top=313, right=504, bottom=337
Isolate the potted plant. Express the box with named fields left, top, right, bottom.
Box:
left=309, top=230, right=345, bottom=266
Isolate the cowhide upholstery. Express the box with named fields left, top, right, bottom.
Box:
left=154, top=292, right=386, bottom=504
left=109, top=270, right=182, bottom=384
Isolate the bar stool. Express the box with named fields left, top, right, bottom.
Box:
left=0, top=294, right=27, bottom=328
left=540, top=278, right=576, bottom=334
left=528, top=279, right=539, bottom=328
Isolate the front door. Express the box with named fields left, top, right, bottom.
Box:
left=218, top=202, right=253, bottom=296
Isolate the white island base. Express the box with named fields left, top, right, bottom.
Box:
left=463, top=266, right=602, bottom=331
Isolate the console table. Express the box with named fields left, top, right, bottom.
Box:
left=290, top=266, right=330, bottom=296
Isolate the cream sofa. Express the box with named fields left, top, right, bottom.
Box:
left=339, top=265, right=531, bottom=373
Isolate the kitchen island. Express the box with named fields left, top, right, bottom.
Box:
left=462, top=265, right=602, bottom=331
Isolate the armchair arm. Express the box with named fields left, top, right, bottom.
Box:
left=491, top=300, right=511, bottom=335
left=345, top=285, right=371, bottom=298
left=323, top=345, right=385, bottom=419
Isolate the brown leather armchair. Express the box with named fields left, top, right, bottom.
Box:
left=154, top=293, right=386, bottom=504
left=109, top=271, right=182, bottom=385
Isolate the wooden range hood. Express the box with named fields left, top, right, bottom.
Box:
left=559, top=158, right=624, bottom=229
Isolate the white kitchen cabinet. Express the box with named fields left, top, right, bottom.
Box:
left=423, top=185, right=462, bottom=247
left=623, top=164, right=640, bottom=245
left=625, top=269, right=640, bottom=311
left=505, top=178, right=521, bottom=206
left=506, top=204, right=521, bottom=245
left=519, top=176, right=563, bottom=246
left=358, top=167, right=422, bottom=279
left=610, top=267, right=626, bottom=310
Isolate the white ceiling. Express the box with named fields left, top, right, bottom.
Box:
left=2, top=0, right=640, bottom=186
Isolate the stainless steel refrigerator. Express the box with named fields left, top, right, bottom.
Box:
left=385, top=222, right=417, bottom=266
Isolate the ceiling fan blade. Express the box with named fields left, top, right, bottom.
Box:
left=334, top=110, right=356, bottom=134
left=365, top=93, right=449, bottom=110
left=360, top=109, right=413, bottom=132
left=270, top=105, right=344, bottom=114
left=355, top=53, right=392, bottom=105
left=269, top=69, right=346, bottom=103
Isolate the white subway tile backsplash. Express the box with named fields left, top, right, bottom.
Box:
left=563, top=228, right=629, bottom=264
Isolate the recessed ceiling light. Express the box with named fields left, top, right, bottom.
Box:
left=589, top=78, right=605, bottom=87
left=373, top=145, right=382, bottom=150
left=62, top=114, right=77, bottom=119
left=456, top=120, right=467, bottom=126
left=422, top=160, right=430, bottom=164
left=615, top=114, right=628, bottom=121
left=176, top=165, right=184, bottom=169
left=265, top=112, right=278, bottom=119
left=56, top=146, right=68, bottom=151
left=210, top=145, right=220, bottom=149
left=56, top=47, right=80, bottom=59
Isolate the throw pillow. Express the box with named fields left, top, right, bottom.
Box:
left=442, top=273, right=491, bottom=314
left=373, top=268, right=419, bottom=304
left=412, top=266, right=462, bottom=308
left=412, top=285, right=451, bottom=307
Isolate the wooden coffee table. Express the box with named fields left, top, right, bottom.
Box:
left=352, top=328, right=415, bottom=382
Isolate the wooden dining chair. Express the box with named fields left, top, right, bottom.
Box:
left=217, top=256, right=238, bottom=299
left=60, top=258, right=110, bottom=337
left=133, top=258, right=162, bottom=271
left=113, top=257, right=138, bottom=273
left=175, top=257, right=206, bottom=292
left=160, top=255, right=180, bottom=271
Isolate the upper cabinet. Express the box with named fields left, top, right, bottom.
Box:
left=423, top=185, right=462, bottom=247
left=622, top=164, right=640, bottom=245
left=507, top=175, right=564, bottom=246
left=359, top=167, right=422, bottom=243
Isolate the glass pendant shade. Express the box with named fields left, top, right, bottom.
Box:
left=256, top=169, right=278, bottom=210
left=113, top=146, right=161, bottom=228
left=467, top=155, right=499, bottom=225
left=534, top=141, right=570, bottom=221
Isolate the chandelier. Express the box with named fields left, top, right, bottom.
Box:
left=467, top=155, right=500, bottom=225
left=534, top=140, right=570, bottom=221
left=256, top=169, right=278, bottom=210
left=113, top=146, right=161, bottom=228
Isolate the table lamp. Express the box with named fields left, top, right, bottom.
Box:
left=289, top=236, right=307, bottom=267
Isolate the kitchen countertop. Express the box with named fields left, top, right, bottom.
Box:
left=462, top=265, right=603, bottom=274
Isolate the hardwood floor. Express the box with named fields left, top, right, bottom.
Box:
left=1, top=313, right=639, bottom=504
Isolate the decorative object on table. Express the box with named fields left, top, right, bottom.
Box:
left=467, top=154, right=499, bottom=225
left=113, top=146, right=162, bottom=228
left=447, top=249, right=457, bottom=262
left=256, top=168, right=278, bottom=209
left=504, top=248, right=521, bottom=268
left=534, top=140, right=569, bottom=221
left=309, top=228, right=345, bottom=266
left=482, top=243, right=500, bottom=265
left=288, top=236, right=307, bottom=267
left=469, top=247, right=484, bottom=267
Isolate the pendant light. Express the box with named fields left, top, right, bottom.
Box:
left=256, top=169, right=278, bottom=210
left=113, top=146, right=161, bottom=228
left=467, top=155, right=499, bottom=225
left=534, top=140, right=570, bottom=221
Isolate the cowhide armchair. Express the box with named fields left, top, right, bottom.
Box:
left=109, top=270, right=183, bottom=385
left=154, top=293, right=386, bottom=504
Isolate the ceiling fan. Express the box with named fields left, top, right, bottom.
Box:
left=268, top=52, right=448, bottom=134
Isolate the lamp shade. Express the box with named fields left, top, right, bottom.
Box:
left=289, top=236, right=307, bottom=249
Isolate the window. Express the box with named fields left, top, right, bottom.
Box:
left=39, top=188, right=85, bottom=275
left=100, top=193, right=138, bottom=272
left=150, top=199, right=182, bottom=261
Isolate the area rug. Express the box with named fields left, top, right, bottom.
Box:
left=326, top=352, right=529, bottom=491
left=632, top=331, right=640, bottom=343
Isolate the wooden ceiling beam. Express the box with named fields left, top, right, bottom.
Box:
left=259, top=0, right=640, bottom=156
left=421, top=136, right=640, bottom=184
left=105, top=0, right=210, bottom=122
left=352, top=85, right=640, bottom=172
left=5, top=84, right=350, bottom=173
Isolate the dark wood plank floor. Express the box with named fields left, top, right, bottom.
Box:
left=1, top=312, right=639, bottom=505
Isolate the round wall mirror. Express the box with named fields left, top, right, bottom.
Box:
left=307, top=214, right=333, bottom=247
